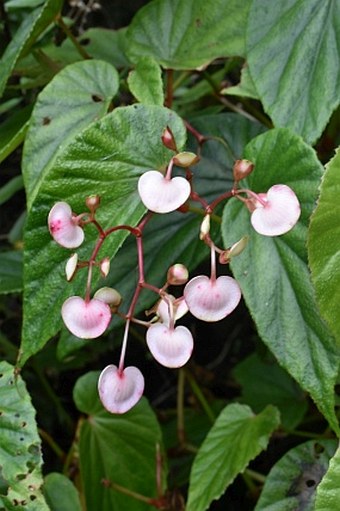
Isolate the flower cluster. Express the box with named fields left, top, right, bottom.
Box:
left=48, top=128, right=301, bottom=414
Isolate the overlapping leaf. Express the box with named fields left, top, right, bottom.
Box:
left=20, top=104, right=186, bottom=366
left=187, top=404, right=280, bottom=511
left=222, top=128, right=340, bottom=433
left=74, top=371, right=163, bottom=511
left=247, top=0, right=340, bottom=143
left=308, top=149, right=340, bottom=343
left=22, top=59, right=119, bottom=208
left=126, top=0, right=251, bottom=69
left=43, top=473, right=81, bottom=511
left=315, top=442, right=340, bottom=511
left=128, top=56, right=164, bottom=105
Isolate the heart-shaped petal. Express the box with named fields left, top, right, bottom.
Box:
left=251, top=184, right=301, bottom=236
left=138, top=171, right=190, bottom=213
left=146, top=323, right=193, bottom=368
left=184, top=275, right=241, bottom=322
left=61, top=296, right=111, bottom=338
left=48, top=202, right=84, bottom=248
left=98, top=365, right=144, bottom=414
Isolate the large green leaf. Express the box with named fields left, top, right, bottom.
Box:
left=20, top=104, right=186, bottom=366
left=74, top=371, right=163, bottom=511
left=43, top=473, right=81, bottom=511
left=314, top=442, right=340, bottom=511
left=308, top=149, right=340, bottom=343
left=187, top=403, right=280, bottom=511
left=0, top=0, right=63, bottom=97
left=22, top=59, right=119, bottom=209
left=126, top=0, right=251, bottom=69
left=233, top=353, right=307, bottom=430
left=0, top=361, right=49, bottom=510
left=222, top=128, right=340, bottom=433
left=247, top=0, right=340, bottom=144
left=255, top=440, right=337, bottom=511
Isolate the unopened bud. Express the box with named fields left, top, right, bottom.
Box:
left=167, top=264, right=189, bottom=285
left=94, top=287, right=122, bottom=307
left=233, top=159, right=254, bottom=182
left=173, top=152, right=200, bottom=168
left=219, top=236, right=249, bottom=264
left=200, top=214, right=210, bottom=240
left=86, top=194, right=101, bottom=212
left=100, top=257, right=110, bottom=278
left=161, top=126, right=177, bottom=152
left=65, top=253, right=78, bottom=281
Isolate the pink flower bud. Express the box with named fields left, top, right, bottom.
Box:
left=98, top=365, right=144, bottom=414
left=167, top=264, right=189, bottom=285
left=138, top=171, right=190, bottom=213
left=146, top=323, right=193, bottom=368
left=200, top=214, right=210, bottom=240
left=233, top=159, right=254, bottom=182
left=48, top=202, right=84, bottom=248
left=61, top=296, right=111, bottom=338
left=173, top=152, right=200, bottom=168
left=250, top=184, right=301, bottom=236
left=94, top=287, right=122, bottom=306
left=65, top=253, right=78, bottom=281
left=86, top=194, right=101, bottom=212
left=219, top=236, right=249, bottom=264
left=161, top=126, right=177, bottom=151
left=100, top=257, right=110, bottom=278
left=184, top=275, right=241, bottom=322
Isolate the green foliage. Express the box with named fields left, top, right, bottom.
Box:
left=222, top=128, right=340, bottom=433
left=0, top=251, right=22, bottom=294
left=128, top=56, right=164, bottom=106
left=0, top=362, right=49, bottom=510
left=43, top=473, right=81, bottom=511
left=314, top=442, right=340, bottom=511
left=187, top=404, right=280, bottom=511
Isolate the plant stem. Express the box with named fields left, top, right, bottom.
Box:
left=177, top=369, right=186, bottom=445
left=56, top=15, right=91, bottom=60
left=39, top=428, right=65, bottom=460
left=184, top=370, right=216, bottom=423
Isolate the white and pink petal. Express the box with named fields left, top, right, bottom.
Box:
left=146, top=323, right=193, bottom=368
left=61, top=296, right=111, bottom=339
left=138, top=171, right=190, bottom=213
left=98, top=365, right=144, bottom=414
left=48, top=202, right=84, bottom=248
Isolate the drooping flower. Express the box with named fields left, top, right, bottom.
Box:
left=48, top=202, right=84, bottom=248
left=250, top=184, right=300, bottom=236
left=184, top=275, right=241, bottom=322
left=98, top=365, right=144, bottom=414
left=156, top=295, right=189, bottom=326
left=61, top=296, right=111, bottom=338
left=138, top=170, right=190, bottom=213
left=146, top=323, right=193, bottom=368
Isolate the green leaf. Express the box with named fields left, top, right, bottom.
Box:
left=0, top=361, right=49, bottom=510
left=308, top=149, right=340, bottom=343
left=233, top=353, right=307, bottom=430
left=222, top=128, right=340, bottom=434
left=0, top=0, right=63, bottom=98
left=73, top=371, right=163, bottom=511
left=43, top=473, right=81, bottom=511
left=22, top=59, right=119, bottom=209
left=187, top=403, right=280, bottom=511
left=221, top=65, right=259, bottom=99
left=128, top=56, right=164, bottom=106
left=0, top=251, right=23, bottom=294
left=79, top=28, right=130, bottom=68
left=0, top=106, right=32, bottom=164
left=247, top=0, right=340, bottom=144
left=0, top=176, right=24, bottom=206
left=20, top=104, right=186, bottom=366
left=255, top=440, right=337, bottom=511
left=126, top=0, right=251, bottom=69
left=315, top=442, right=340, bottom=511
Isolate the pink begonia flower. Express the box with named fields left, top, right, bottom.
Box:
left=250, top=184, right=300, bottom=236
left=98, top=365, right=144, bottom=414
left=146, top=323, right=193, bottom=368
left=48, top=202, right=84, bottom=248
left=156, top=295, right=188, bottom=326
left=184, top=275, right=241, bottom=322
left=61, top=296, right=111, bottom=338
left=138, top=170, right=190, bottom=213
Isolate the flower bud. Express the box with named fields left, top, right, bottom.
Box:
left=233, top=159, right=254, bottom=182
left=167, top=264, right=189, bottom=285
left=161, top=126, right=177, bottom=152
left=65, top=253, right=78, bottom=281
left=86, top=194, right=101, bottom=212
left=219, top=236, right=249, bottom=264
left=94, top=287, right=122, bottom=307
left=200, top=214, right=210, bottom=240
left=100, top=257, right=110, bottom=278
left=173, top=152, right=200, bottom=168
